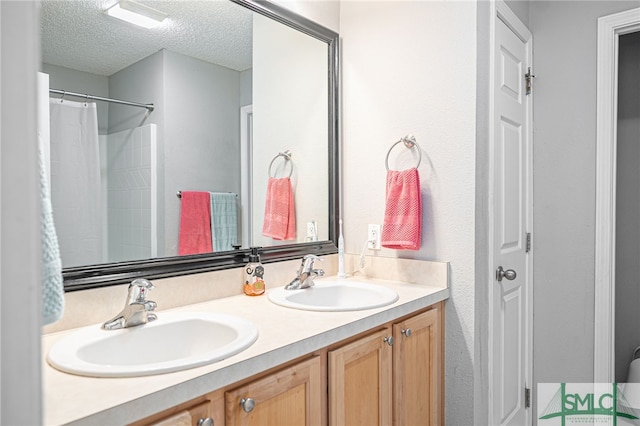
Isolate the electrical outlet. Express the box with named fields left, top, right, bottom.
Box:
left=306, top=221, right=318, bottom=241
left=368, top=224, right=381, bottom=250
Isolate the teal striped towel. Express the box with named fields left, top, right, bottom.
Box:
left=40, top=136, right=64, bottom=325
left=210, top=192, right=238, bottom=252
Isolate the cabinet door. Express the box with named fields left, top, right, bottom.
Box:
left=393, top=305, right=443, bottom=426
left=132, top=400, right=214, bottom=426
left=225, top=356, right=322, bottom=426
left=329, top=328, right=393, bottom=426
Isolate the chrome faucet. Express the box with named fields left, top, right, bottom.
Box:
left=285, top=255, right=324, bottom=290
left=102, top=279, right=158, bottom=330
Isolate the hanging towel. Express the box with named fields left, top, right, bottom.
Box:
left=210, top=192, right=238, bottom=252
left=178, top=191, right=212, bottom=255
left=262, top=177, right=296, bottom=240
left=381, top=168, right=422, bottom=250
left=40, top=135, right=65, bottom=325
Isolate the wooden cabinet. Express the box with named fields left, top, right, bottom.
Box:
left=393, top=304, right=443, bottom=426
left=328, top=328, right=393, bottom=426
left=225, top=356, right=322, bottom=426
left=328, top=303, right=443, bottom=426
left=132, top=303, right=443, bottom=426
left=130, top=398, right=219, bottom=426
left=132, top=356, right=322, bottom=426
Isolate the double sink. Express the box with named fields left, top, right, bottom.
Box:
left=47, top=279, right=399, bottom=378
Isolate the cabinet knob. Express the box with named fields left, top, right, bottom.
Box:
left=198, top=418, right=214, bottom=426
left=240, top=397, right=256, bottom=413
left=401, top=328, right=412, bottom=337
left=383, top=336, right=394, bottom=346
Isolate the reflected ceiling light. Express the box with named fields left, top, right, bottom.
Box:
left=105, top=0, right=168, bottom=29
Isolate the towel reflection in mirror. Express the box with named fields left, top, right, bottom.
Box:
left=178, top=191, right=238, bottom=255
left=262, top=176, right=296, bottom=241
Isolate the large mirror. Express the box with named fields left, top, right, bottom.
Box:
left=40, top=0, right=339, bottom=290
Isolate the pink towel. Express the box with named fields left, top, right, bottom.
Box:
left=178, top=191, right=212, bottom=255
left=262, top=177, right=296, bottom=240
left=381, top=168, right=422, bottom=250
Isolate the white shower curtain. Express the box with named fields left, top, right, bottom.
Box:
left=49, top=99, right=103, bottom=267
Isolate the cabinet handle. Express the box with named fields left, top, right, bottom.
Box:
left=240, top=397, right=256, bottom=413
left=401, top=328, right=412, bottom=337
left=198, top=418, right=214, bottom=426
left=383, top=336, right=394, bottom=346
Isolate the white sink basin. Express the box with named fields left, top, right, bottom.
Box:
left=268, top=280, right=399, bottom=312
left=47, top=312, right=259, bottom=378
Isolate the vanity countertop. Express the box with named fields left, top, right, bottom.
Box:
left=42, top=276, right=449, bottom=425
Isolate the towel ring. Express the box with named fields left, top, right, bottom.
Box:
left=268, top=150, right=293, bottom=178
left=385, top=135, right=422, bottom=171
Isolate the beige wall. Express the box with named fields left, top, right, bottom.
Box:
left=274, top=1, right=478, bottom=423
left=339, top=3, right=477, bottom=424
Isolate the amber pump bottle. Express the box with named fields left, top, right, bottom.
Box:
left=244, top=247, right=265, bottom=296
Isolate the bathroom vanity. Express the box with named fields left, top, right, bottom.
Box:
left=42, top=269, right=448, bottom=425
left=131, top=302, right=443, bottom=426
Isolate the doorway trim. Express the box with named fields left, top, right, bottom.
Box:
left=240, top=104, right=253, bottom=248
left=594, top=7, right=640, bottom=383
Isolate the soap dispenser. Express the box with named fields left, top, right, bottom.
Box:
left=244, top=247, right=265, bottom=296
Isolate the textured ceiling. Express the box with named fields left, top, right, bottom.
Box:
left=41, top=0, right=253, bottom=76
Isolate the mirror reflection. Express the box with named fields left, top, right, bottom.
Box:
left=41, top=0, right=330, bottom=269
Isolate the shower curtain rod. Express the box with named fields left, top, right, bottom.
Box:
left=49, top=88, right=154, bottom=112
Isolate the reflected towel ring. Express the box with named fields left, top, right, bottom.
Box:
left=268, top=150, right=293, bottom=178
left=385, top=135, right=422, bottom=171
left=176, top=190, right=237, bottom=199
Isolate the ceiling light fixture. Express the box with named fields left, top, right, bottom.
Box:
left=105, top=0, right=168, bottom=29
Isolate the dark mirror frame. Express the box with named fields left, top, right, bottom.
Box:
left=62, top=0, right=340, bottom=292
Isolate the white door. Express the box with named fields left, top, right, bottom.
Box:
left=491, top=4, right=533, bottom=425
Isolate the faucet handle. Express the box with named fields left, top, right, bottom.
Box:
left=131, top=278, right=154, bottom=289
left=128, top=278, right=155, bottom=303
left=300, top=254, right=323, bottom=274
left=303, top=254, right=324, bottom=265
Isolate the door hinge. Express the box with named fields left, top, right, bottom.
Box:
left=525, top=67, right=535, bottom=95
left=526, top=232, right=532, bottom=253
left=525, top=387, right=531, bottom=408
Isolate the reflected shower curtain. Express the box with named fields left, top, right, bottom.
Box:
left=49, top=99, right=102, bottom=267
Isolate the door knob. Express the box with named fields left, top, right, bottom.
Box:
left=496, top=266, right=517, bottom=282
